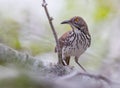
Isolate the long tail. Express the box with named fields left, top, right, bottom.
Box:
left=62, top=56, right=70, bottom=66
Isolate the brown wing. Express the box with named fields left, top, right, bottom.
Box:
left=55, top=31, right=70, bottom=52
left=55, top=31, right=71, bottom=65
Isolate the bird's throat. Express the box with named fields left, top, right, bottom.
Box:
left=70, top=25, right=82, bottom=34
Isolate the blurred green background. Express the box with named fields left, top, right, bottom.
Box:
left=0, top=0, right=120, bottom=87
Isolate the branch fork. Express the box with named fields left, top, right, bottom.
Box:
left=42, top=2, right=47, bottom=7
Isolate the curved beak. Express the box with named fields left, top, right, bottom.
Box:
left=61, top=20, right=70, bottom=24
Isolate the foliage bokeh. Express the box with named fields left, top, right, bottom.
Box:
left=0, top=0, right=120, bottom=87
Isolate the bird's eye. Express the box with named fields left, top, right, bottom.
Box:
left=74, top=17, right=79, bottom=23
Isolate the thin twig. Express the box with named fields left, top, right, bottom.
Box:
left=42, top=0, right=62, bottom=64
left=59, top=71, right=112, bottom=85
left=76, top=72, right=111, bottom=84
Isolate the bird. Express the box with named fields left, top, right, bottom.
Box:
left=55, top=16, right=91, bottom=71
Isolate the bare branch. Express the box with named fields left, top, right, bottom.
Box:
left=42, top=0, right=63, bottom=64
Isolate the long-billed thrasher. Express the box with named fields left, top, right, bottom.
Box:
left=55, top=16, right=91, bottom=71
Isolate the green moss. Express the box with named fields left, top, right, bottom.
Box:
left=0, top=17, right=21, bottom=50
left=0, top=75, right=46, bottom=88
left=93, top=5, right=111, bottom=22
left=29, top=41, right=53, bottom=55
left=93, top=0, right=113, bottom=22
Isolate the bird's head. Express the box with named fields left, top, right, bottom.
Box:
left=61, top=16, right=88, bottom=32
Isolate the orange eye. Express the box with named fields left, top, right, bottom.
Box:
left=74, top=17, right=79, bottom=23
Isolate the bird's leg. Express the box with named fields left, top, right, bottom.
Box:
left=75, top=56, right=86, bottom=72
left=62, top=59, right=67, bottom=66
left=62, top=56, right=67, bottom=66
